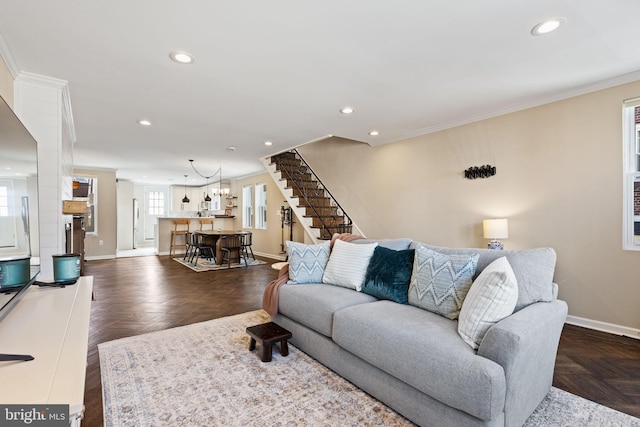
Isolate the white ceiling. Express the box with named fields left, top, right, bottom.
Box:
left=1, top=1, right=640, bottom=186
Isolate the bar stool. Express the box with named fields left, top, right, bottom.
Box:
left=170, top=219, right=190, bottom=257
left=199, top=218, right=214, bottom=231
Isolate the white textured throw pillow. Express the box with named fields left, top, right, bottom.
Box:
left=458, top=256, right=518, bottom=350
left=322, top=239, right=378, bottom=291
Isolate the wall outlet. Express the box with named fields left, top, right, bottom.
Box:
left=99, top=240, right=104, bottom=246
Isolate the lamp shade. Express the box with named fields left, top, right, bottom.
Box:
left=483, top=219, right=509, bottom=239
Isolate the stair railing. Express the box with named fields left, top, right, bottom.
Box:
left=273, top=149, right=352, bottom=239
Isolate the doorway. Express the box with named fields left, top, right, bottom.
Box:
left=144, top=186, right=169, bottom=241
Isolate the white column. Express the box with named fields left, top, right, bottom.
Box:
left=13, top=72, right=76, bottom=280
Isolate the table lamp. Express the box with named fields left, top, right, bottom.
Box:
left=483, top=219, right=508, bottom=250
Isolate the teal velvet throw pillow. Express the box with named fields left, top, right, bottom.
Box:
left=362, top=246, right=415, bottom=304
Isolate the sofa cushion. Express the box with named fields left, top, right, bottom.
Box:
left=322, top=239, right=378, bottom=291
left=352, top=237, right=412, bottom=250
left=408, top=244, right=479, bottom=319
left=286, top=240, right=331, bottom=284
left=278, top=283, right=377, bottom=337
left=458, top=256, right=518, bottom=349
left=332, top=301, right=506, bottom=421
left=413, top=243, right=556, bottom=311
left=361, top=246, right=414, bottom=304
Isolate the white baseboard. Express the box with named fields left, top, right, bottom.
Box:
left=566, top=315, right=640, bottom=340
left=84, top=255, right=117, bottom=261
left=253, top=251, right=286, bottom=261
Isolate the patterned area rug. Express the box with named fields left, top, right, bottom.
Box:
left=99, top=311, right=640, bottom=427
left=173, top=256, right=266, bottom=272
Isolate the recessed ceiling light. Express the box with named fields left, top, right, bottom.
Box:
left=369, top=130, right=380, bottom=136
left=137, top=119, right=151, bottom=126
left=340, top=107, right=355, bottom=114
left=264, top=141, right=273, bottom=146
left=531, top=17, right=566, bottom=36
left=169, top=50, right=195, bottom=64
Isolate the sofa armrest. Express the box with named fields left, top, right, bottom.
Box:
left=477, top=299, right=568, bottom=427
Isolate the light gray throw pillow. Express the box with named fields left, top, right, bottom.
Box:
left=408, top=244, right=479, bottom=319
left=286, top=240, right=331, bottom=284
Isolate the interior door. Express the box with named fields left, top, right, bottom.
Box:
left=144, top=187, right=169, bottom=241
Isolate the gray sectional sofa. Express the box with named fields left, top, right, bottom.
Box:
left=273, top=239, right=568, bottom=427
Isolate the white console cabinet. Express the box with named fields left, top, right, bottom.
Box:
left=0, top=276, right=93, bottom=426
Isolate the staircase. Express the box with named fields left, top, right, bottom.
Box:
left=262, top=150, right=359, bottom=242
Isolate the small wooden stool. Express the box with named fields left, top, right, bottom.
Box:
left=246, top=322, right=292, bottom=362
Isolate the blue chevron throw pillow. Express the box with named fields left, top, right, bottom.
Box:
left=408, top=244, right=479, bottom=319
left=286, top=240, right=331, bottom=284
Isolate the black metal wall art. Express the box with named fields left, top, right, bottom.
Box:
left=464, top=165, right=496, bottom=179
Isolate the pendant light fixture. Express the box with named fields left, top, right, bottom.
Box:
left=182, top=175, right=190, bottom=203
left=188, top=159, right=222, bottom=201
left=204, top=177, right=212, bottom=202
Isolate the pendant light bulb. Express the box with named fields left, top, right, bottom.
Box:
left=182, top=174, right=190, bottom=203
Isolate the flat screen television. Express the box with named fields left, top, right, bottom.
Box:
left=0, top=94, right=39, bottom=336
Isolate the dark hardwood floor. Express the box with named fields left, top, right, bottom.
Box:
left=82, top=255, right=640, bottom=426
left=554, top=324, right=640, bottom=418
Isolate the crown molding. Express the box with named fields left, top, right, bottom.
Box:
left=0, top=31, right=20, bottom=78
left=16, top=71, right=77, bottom=143
left=16, top=71, right=68, bottom=89
left=380, top=69, right=640, bottom=146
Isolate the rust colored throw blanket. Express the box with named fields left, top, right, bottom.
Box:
left=262, top=233, right=364, bottom=317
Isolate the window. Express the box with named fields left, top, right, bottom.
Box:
left=0, top=185, right=8, bottom=217
left=144, top=186, right=169, bottom=240
left=0, top=182, right=12, bottom=247
left=148, top=191, right=165, bottom=216
left=255, top=183, right=267, bottom=229
left=242, top=185, right=253, bottom=228
left=622, top=99, right=640, bottom=250
left=73, top=176, right=97, bottom=233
